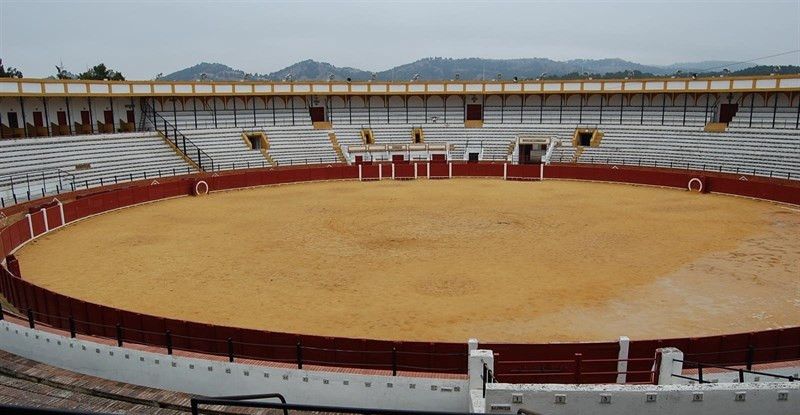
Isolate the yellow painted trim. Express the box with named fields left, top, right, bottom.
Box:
left=360, top=128, right=374, bottom=145
left=312, top=121, right=333, bottom=129
left=1, top=75, right=799, bottom=98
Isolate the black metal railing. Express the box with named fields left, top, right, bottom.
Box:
left=142, top=102, right=216, bottom=172
left=553, top=155, right=796, bottom=181
left=0, top=166, right=195, bottom=208
left=672, top=358, right=799, bottom=384
left=0, top=168, right=75, bottom=207
left=191, top=393, right=480, bottom=415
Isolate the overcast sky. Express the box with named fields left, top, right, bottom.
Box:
left=1, top=0, right=798, bottom=80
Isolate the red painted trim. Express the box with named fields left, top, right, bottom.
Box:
left=0, top=163, right=798, bottom=382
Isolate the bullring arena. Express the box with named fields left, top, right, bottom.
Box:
left=16, top=178, right=800, bottom=343
left=1, top=74, right=799, bottom=414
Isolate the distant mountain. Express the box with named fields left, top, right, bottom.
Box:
left=267, top=59, right=372, bottom=82
left=160, top=57, right=774, bottom=82
left=160, top=63, right=246, bottom=81
left=660, top=60, right=747, bottom=72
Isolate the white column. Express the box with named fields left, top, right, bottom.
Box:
left=448, top=162, right=452, bottom=178
left=427, top=162, right=430, bottom=179
left=655, top=347, right=684, bottom=385
left=57, top=199, right=65, bottom=227
left=378, top=164, right=383, bottom=180
left=468, top=338, right=479, bottom=353
left=616, top=336, right=630, bottom=383
left=358, top=164, right=363, bottom=181
left=414, top=163, right=418, bottom=179
left=26, top=214, right=33, bottom=240
left=469, top=349, right=495, bottom=391
left=41, top=208, right=49, bottom=232
left=540, top=163, right=544, bottom=181
left=392, top=163, right=396, bottom=180
left=503, top=163, right=508, bottom=180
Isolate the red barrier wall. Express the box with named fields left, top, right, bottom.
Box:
left=0, top=163, right=798, bottom=380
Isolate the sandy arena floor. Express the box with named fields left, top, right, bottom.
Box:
left=15, top=179, right=800, bottom=343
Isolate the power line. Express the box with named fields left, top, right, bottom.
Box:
left=699, top=49, right=800, bottom=72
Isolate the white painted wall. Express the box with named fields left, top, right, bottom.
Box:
left=484, top=382, right=799, bottom=415
left=0, top=320, right=469, bottom=411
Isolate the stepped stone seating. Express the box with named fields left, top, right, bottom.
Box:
left=0, top=132, right=196, bottom=204
left=572, top=125, right=800, bottom=179
left=260, top=126, right=340, bottom=166
left=180, top=128, right=271, bottom=170
left=730, top=107, right=800, bottom=129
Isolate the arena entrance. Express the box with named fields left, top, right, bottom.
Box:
left=515, top=136, right=553, bottom=165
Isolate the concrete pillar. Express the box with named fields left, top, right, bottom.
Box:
left=40, top=208, right=48, bottom=232
left=57, top=199, right=65, bottom=227
left=25, top=214, right=33, bottom=240
left=656, top=347, right=684, bottom=385
left=469, top=349, right=495, bottom=391
left=468, top=338, right=479, bottom=353
left=616, top=336, right=630, bottom=384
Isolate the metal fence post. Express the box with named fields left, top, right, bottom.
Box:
left=296, top=341, right=303, bottom=369
left=574, top=353, right=583, bottom=384
left=68, top=316, right=76, bottom=338
left=482, top=363, right=488, bottom=398
left=392, top=347, right=397, bottom=376
left=26, top=308, right=34, bottom=329
left=116, top=323, right=123, bottom=347
left=166, top=330, right=173, bottom=355
left=228, top=337, right=234, bottom=363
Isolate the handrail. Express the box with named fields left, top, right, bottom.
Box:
left=192, top=393, right=288, bottom=415
left=553, top=155, right=796, bottom=181
left=674, top=359, right=798, bottom=384
left=191, top=393, right=482, bottom=415
left=0, top=167, right=76, bottom=206
left=142, top=101, right=216, bottom=172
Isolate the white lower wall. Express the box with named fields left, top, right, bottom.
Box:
left=484, top=382, right=799, bottom=415
left=0, top=321, right=469, bottom=411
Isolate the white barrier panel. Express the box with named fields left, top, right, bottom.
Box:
left=484, top=381, right=798, bottom=415
left=0, top=321, right=469, bottom=411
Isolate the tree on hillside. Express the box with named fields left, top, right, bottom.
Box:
left=0, top=59, right=23, bottom=78
left=78, top=63, right=125, bottom=81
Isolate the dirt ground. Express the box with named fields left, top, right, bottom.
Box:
left=15, top=179, right=800, bottom=343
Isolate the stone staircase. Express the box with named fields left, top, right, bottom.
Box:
left=329, top=132, right=347, bottom=164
